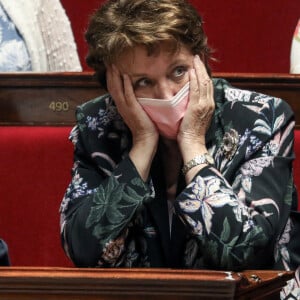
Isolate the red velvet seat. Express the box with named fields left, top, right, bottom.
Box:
left=0, top=127, right=73, bottom=266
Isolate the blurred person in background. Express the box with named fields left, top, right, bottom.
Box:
left=0, top=0, right=81, bottom=72
left=0, top=239, right=10, bottom=266
left=290, top=19, right=300, bottom=74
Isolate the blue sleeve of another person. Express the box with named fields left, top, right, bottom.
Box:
left=0, top=239, right=10, bottom=266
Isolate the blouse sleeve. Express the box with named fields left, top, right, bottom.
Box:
left=175, top=94, right=296, bottom=271
left=60, top=99, right=152, bottom=267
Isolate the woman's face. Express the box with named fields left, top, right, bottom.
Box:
left=115, top=42, right=194, bottom=99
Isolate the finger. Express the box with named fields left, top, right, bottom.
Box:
left=107, top=65, right=124, bottom=101
left=188, top=68, right=199, bottom=105
left=123, top=73, right=137, bottom=106
left=193, top=55, right=211, bottom=101
left=194, top=55, right=210, bottom=84
left=207, top=78, right=214, bottom=99
left=202, top=71, right=215, bottom=114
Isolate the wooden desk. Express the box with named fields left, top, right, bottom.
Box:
left=0, top=72, right=299, bottom=127
left=0, top=267, right=294, bottom=300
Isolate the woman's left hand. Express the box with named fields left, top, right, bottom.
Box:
left=177, top=55, right=215, bottom=152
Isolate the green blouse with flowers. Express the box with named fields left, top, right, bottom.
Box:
left=60, top=78, right=300, bottom=299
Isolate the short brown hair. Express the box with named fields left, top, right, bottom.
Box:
left=85, top=0, right=212, bottom=89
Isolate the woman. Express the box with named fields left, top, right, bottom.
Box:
left=60, top=0, right=299, bottom=298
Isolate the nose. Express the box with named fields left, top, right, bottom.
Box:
left=154, top=81, right=178, bottom=100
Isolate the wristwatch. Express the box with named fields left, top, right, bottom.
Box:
left=182, top=153, right=214, bottom=175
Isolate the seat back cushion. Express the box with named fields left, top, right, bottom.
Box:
left=0, top=126, right=73, bottom=266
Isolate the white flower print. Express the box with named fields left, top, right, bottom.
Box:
left=225, top=88, right=252, bottom=103
left=242, top=218, right=255, bottom=233
left=69, top=126, right=79, bottom=145
left=250, top=198, right=279, bottom=215
left=179, top=199, right=202, bottom=213
left=98, top=98, right=119, bottom=126
left=254, top=113, right=285, bottom=136
left=59, top=197, right=71, bottom=216
left=263, top=139, right=280, bottom=156
left=180, top=176, right=238, bottom=234
left=253, top=94, right=282, bottom=108
left=232, top=204, right=251, bottom=223
left=278, top=218, right=292, bottom=246
left=98, top=108, right=112, bottom=126
left=64, top=170, right=96, bottom=204
left=191, top=176, right=206, bottom=199
left=91, top=151, right=117, bottom=176
left=280, top=267, right=300, bottom=299
left=184, top=215, right=203, bottom=235
left=206, top=177, right=221, bottom=194
left=86, top=116, right=99, bottom=131
left=239, top=128, right=251, bottom=145
left=241, top=175, right=252, bottom=193
left=60, top=169, right=97, bottom=224
left=241, top=157, right=274, bottom=177
left=245, top=135, right=263, bottom=160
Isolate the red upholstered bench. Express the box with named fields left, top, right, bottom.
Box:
left=0, top=127, right=73, bottom=267
left=0, top=126, right=299, bottom=267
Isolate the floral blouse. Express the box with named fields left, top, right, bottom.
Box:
left=60, top=78, right=300, bottom=299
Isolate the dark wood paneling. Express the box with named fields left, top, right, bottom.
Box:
left=0, top=72, right=299, bottom=127
left=0, top=72, right=103, bottom=126
left=0, top=267, right=294, bottom=300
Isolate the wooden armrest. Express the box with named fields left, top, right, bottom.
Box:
left=0, top=267, right=294, bottom=300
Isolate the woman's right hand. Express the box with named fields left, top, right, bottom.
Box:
left=106, top=65, right=159, bottom=180
left=106, top=65, right=159, bottom=145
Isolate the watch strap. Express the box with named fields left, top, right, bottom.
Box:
left=182, top=153, right=214, bottom=175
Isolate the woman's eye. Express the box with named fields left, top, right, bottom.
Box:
left=173, top=66, right=187, bottom=78
left=134, top=78, right=151, bottom=89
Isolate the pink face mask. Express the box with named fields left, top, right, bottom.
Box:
left=137, top=82, right=190, bottom=139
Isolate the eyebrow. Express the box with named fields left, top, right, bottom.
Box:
left=129, top=59, right=189, bottom=79
left=130, top=73, right=148, bottom=79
